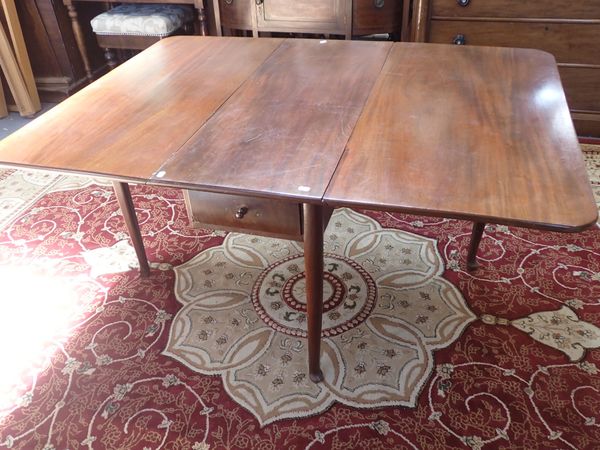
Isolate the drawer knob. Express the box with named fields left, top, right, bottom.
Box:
left=453, top=34, right=466, bottom=45
left=235, top=206, right=248, bottom=219
left=374, top=0, right=385, bottom=8
left=456, top=0, right=470, bottom=6
left=255, top=0, right=263, bottom=5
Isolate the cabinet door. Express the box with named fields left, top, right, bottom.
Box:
left=256, top=0, right=350, bottom=36
left=218, top=0, right=252, bottom=30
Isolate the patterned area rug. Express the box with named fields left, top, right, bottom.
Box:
left=0, top=146, right=598, bottom=449
left=582, top=144, right=600, bottom=214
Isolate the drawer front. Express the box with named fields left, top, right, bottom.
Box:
left=218, top=0, right=253, bottom=30
left=184, top=190, right=303, bottom=240
left=572, top=113, right=600, bottom=138
left=559, top=67, right=600, bottom=113
left=352, top=0, right=402, bottom=35
left=257, top=0, right=348, bottom=34
left=428, top=21, right=600, bottom=65
left=431, top=0, right=600, bottom=19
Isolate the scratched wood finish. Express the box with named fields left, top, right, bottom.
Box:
left=325, top=43, right=597, bottom=231
left=155, top=38, right=391, bottom=201
left=0, top=37, right=282, bottom=180
left=431, top=0, right=600, bottom=19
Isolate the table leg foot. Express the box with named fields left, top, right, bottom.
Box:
left=467, top=222, right=485, bottom=271
left=303, top=203, right=324, bottom=383
left=112, top=181, right=150, bottom=278
left=310, top=370, right=324, bottom=383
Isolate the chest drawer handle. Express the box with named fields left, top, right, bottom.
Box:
left=453, top=34, right=466, bottom=45
left=235, top=206, right=249, bottom=219
left=374, top=0, right=385, bottom=8
left=457, top=0, right=470, bottom=6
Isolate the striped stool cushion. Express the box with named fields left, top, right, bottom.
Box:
left=91, top=4, right=194, bottom=38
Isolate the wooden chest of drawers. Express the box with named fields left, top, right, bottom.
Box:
left=412, top=0, right=600, bottom=137
left=212, top=0, right=404, bottom=39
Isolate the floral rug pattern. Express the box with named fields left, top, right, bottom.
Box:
left=0, top=145, right=597, bottom=449
left=166, top=209, right=475, bottom=425
left=582, top=143, right=600, bottom=216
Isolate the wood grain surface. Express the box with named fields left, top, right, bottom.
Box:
left=154, top=38, right=391, bottom=201
left=0, top=36, right=282, bottom=180
left=0, top=36, right=595, bottom=232
left=325, top=43, right=597, bottom=231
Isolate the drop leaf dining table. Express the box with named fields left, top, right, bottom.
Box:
left=0, top=36, right=596, bottom=382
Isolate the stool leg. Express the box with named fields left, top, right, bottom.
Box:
left=193, top=0, right=208, bottom=36
left=104, top=48, right=118, bottom=71
left=64, top=1, right=93, bottom=81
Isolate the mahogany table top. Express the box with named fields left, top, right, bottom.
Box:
left=324, top=43, right=597, bottom=231
left=155, top=38, right=391, bottom=201
left=0, top=36, right=595, bottom=231
left=0, top=37, right=284, bottom=182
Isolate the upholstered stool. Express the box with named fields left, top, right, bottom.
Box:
left=91, top=4, right=194, bottom=70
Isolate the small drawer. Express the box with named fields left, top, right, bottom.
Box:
left=184, top=190, right=303, bottom=240
left=428, top=20, right=600, bottom=66
left=431, top=0, right=600, bottom=20
left=352, top=0, right=402, bottom=36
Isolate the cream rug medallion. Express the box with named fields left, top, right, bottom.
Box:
left=165, top=208, right=476, bottom=425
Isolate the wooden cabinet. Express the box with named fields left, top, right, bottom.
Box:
left=256, top=0, right=350, bottom=36
left=214, top=0, right=404, bottom=39
left=412, top=0, right=600, bottom=137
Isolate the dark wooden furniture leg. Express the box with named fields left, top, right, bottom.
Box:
left=112, top=181, right=150, bottom=277
left=467, top=222, right=485, bottom=271
left=303, top=203, right=324, bottom=383
left=63, top=0, right=93, bottom=81
left=193, top=0, right=208, bottom=35
left=103, top=48, right=118, bottom=70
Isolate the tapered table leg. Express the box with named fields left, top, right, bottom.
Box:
left=112, top=181, right=150, bottom=277
left=303, top=203, right=324, bottom=383
left=467, top=222, right=485, bottom=271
